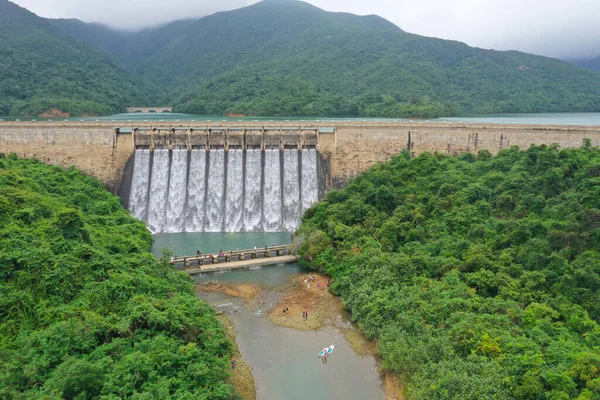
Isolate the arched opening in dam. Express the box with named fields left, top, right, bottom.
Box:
left=126, top=146, right=321, bottom=233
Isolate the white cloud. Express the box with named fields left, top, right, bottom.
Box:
left=11, top=0, right=600, bottom=58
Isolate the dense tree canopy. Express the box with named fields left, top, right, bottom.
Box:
left=297, top=144, right=600, bottom=399
left=0, top=0, right=154, bottom=117
left=0, top=155, right=234, bottom=399
left=6, top=0, right=600, bottom=118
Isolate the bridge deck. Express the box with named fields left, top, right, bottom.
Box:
left=184, top=255, right=298, bottom=275
left=167, top=245, right=295, bottom=272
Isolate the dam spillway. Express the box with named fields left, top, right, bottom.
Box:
left=128, top=147, right=319, bottom=233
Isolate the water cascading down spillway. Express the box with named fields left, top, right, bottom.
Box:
left=128, top=146, right=319, bottom=233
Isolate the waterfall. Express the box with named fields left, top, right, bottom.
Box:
left=205, top=148, right=226, bottom=232
left=164, top=147, right=188, bottom=233
left=243, top=148, right=263, bottom=231
left=224, top=149, right=244, bottom=232
left=262, top=148, right=282, bottom=231
left=146, top=148, right=170, bottom=233
left=128, top=148, right=151, bottom=221
left=127, top=146, right=319, bottom=233
left=283, top=149, right=301, bottom=231
left=185, top=148, right=207, bottom=232
left=301, top=148, right=318, bottom=212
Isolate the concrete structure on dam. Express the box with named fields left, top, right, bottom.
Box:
left=126, top=107, right=173, bottom=113
left=2, top=121, right=600, bottom=196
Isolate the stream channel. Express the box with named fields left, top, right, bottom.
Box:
left=153, top=232, right=385, bottom=400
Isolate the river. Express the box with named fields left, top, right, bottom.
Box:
left=152, top=233, right=387, bottom=400
left=4, top=112, right=600, bottom=126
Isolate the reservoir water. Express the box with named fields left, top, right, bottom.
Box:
left=151, top=232, right=291, bottom=257
left=14, top=112, right=600, bottom=126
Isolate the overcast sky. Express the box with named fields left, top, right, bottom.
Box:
left=11, top=0, right=600, bottom=59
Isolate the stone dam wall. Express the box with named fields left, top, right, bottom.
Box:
left=1, top=121, right=600, bottom=195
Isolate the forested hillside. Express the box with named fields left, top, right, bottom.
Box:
left=297, top=145, right=600, bottom=399
left=5, top=0, right=600, bottom=117
left=0, top=155, right=234, bottom=398
left=141, top=0, right=600, bottom=117
left=0, top=0, right=154, bottom=116
left=49, top=18, right=197, bottom=68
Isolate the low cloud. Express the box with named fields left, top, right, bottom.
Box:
left=14, top=0, right=256, bottom=30
left=12, top=0, right=600, bottom=58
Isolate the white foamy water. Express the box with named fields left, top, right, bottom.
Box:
left=243, top=148, right=263, bottom=231
left=224, top=149, right=244, bottom=232
left=205, top=148, right=226, bottom=232
left=262, top=148, right=282, bottom=231
left=283, top=149, right=301, bottom=231
left=164, top=147, right=188, bottom=233
left=185, top=148, right=207, bottom=232
left=301, top=148, right=318, bottom=212
left=128, top=148, right=151, bottom=221
left=146, top=148, right=170, bottom=233
left=128, top=146, right=318, bottom=233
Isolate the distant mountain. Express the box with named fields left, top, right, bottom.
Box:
left=49, top=18, right=197, bottom=68
left=120, top=0, right=600, bottom=117
left=5, top=0, right=600, bottom=117
left=0, top=0, right=155, bottom=116
left=566, top=56, right=600, bottom=72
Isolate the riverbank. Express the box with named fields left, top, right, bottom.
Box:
left=196, top=272, right=404, bottom=399
left=267, top=273, right=405, bottom=400
left=217, top=315, right=257, bottom=400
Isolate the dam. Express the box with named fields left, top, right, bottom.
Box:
left=2, top=120, right=600, bottom=231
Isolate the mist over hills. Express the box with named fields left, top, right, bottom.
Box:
left=4, top=0, right=600, bottom=117
left=567, top=56, right=600, bottom=72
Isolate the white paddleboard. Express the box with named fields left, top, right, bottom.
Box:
left=317, top=345, right=335, bottom=357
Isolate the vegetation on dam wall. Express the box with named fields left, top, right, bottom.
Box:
left=0, top=155, right=234, bottom=399
left=297, top=145, right=600, bottom=399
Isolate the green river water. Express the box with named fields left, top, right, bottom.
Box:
left=152, top=233, right=386, bottom=400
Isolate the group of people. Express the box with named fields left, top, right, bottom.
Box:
left=192, top=249, right=228, bottom=259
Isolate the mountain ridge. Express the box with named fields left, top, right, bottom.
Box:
left=4, top=0, right=600, bottom=117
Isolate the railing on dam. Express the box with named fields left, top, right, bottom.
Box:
left=130, top=126, right=324, bottom=150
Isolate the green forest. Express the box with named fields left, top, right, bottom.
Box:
left=0, top=155, right=235, bottom=399
left=0, top=0, right=153, bottom=117
left=3, top=0, right=600, bottom=118
left=297, top=144, right=600, bottom=399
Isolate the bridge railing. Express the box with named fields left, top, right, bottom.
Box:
left=165, top=245, right=294, bottom=268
